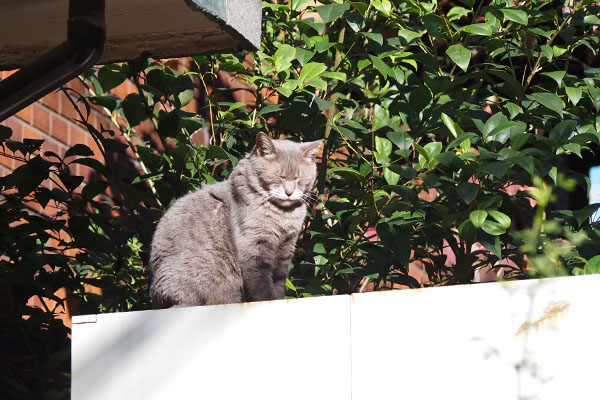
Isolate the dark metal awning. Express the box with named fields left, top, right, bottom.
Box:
left=0, top=0, right=262, bottom=121
left=0, top=0, right=261, bottom=70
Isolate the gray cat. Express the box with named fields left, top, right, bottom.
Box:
left=150, top=133, right=322, bottom=307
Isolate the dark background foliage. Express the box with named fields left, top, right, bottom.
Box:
left=1, top=0, right=600, bottom=398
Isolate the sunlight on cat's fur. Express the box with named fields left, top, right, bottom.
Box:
left=150, top=133, right=322, bottom=308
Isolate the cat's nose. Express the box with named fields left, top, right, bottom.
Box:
left=285, top=188, right=294, bottom=197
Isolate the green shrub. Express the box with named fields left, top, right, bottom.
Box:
left=1, top=0, right=600, bottom=397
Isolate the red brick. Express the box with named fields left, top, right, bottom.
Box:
left=3, top=70, right=17, bottom=79
left=23, top=125, right=42, bottom=140
left=68, top=123, right=89, bottom=145
left=60, top=90, right=89, bottom=121
left=87, top=137, right=103, bottom=160
left=0, top=153, right=14, bottom=170
left=41, top=91, right=61, bottom=113
left=0, top=165, right=12, bottom=177
left=33, top=103, right=51, bottom=133
left=96, top=114, right=118, bottom=135
left=16, top=105, right=33, bottom=123
left=111, top=79, right=136, bottom=101
left=164, top=59, right=179, bottom=70
left=67, top=77, right=87, bottom=94
left=42, top=138, right=66, bottom=159
left=50, top=114, right=69, bottom=144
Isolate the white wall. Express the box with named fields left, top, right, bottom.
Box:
left=72, top=275, right=600, bottom=399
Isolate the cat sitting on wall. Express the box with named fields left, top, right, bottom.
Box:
left=150, top=132, right=323, bottom=307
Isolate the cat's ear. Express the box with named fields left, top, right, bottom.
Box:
left=255, top=132, right=276, bottom=157
left=301, top=140, right=323, bottom=161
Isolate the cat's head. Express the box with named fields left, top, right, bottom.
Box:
left=251, top=132, right=322, bottom=207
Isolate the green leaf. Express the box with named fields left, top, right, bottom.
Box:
left=436, top=152, right=461, bottom=167
left=548, top=120, right=577, bottom=146
left=205, top=145, right=237, bottom=164
left=565, top=86, right=583, bottom=106
left=458, top=219, right=477, bottom=242
left=479, top=233, right=502, bottom=257
left=387, top=131, right=412, bottom=158
left=372, top=0, right=393, bottom=16
left=375, top=136, right=393, bottom=157
left=88, top=95, right=118, bottom=112
left=447, top=6, right=471, bottom=22
left=314, top=97, right=334, bottom=111
left=102, top=138, right=128, bottom=154
left=290, top=0, right=310, bottom=11
left=65, top=144, right=94, bottom=158
left=469, top=210, right=488, bottom=228
left=541, top=71, right=566, bottom=87
left=487, top=121, right=527, bottom=144
left=526, top=92, right=564, bottom=117
left=315, top=3, right=351, bottom=23
left=488, top=210, right=511, bottom=229
left=274, top=44, right=296, bottom=69
left=477, top=161, right=510, bottom=178
left=369, top=55, right=392, bottom=78
left=540, top=45, right=553, bottom=61
left=504, top=102, right=523, bottom=119
left=328, top=167, right=366, bottom=182
left=457, top=182, right=479, bottom=204
left=97, top=64, right=127, bottom=93
left=376, top=222, right=410, bottom=266
left=584, top=255, right=600, bottom=274
left=409, top=85, right=432, bottom=112
left=397, top=29, right=424, bottom=45
left=285, top=278, right=297, bottom=294
left=583, top=15, right=600, bottom=25
left=299, top=62, right=327, bottom=83
left=424, top=141, right=442, bottom=158
left=413, top=142, right=429, bottom=164
left=383, top=167, right=400, bottom=185
left=441, top=112, right=464, bottom=138
left=501, top=9, right=528, bottom=25
left=459, top=23, right=492, bottom=36
left=510, top=155, right=534, bottom=174
left=137, top=146, right=163, bottom=171
left=482, top=112, right=508, bottom=138
left=59, top=171, right=84, bottom=191
left=295, top=48, right=314, bottom=66
left=481, top=220, right=506, bottom=235
left=511, top=133, right=530, bottom=151
left=314, top=42, right=336, bottom=53
left=257, top=104, right=284, bottom=117
left=275, top=81, right=298, bottom=97
left=361, top=32, right=384, bottom=46
left=446, top=44, right=471, bottom=73
left=321, top=71, right=347, bottom=81
left=123, top=93, right=148, bottom=126
left=82, top=180, right=109, bottom=200
left=553, top=45, right=568, bottom=58
left=345, top=12, right=365, bottom=32
left=71, top=158, right=108, bottom=176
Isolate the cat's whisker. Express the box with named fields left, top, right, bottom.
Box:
left=301, top=193, right=318, bottom=206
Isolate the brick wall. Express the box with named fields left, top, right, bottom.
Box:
left=0, top=58, right=213, bottom=327
left=0, top=70, right=120, bottom=181
left=0, top=70, right=138, bottom=327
